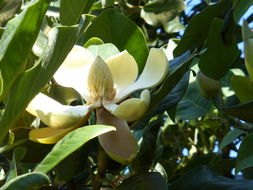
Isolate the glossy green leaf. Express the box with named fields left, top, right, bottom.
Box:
left=141, top=0, right=185, bottom=26
left=101, top=0, right=115, bottom=8
left=87, top=43, right=120, bottom=60
left=152, top=72, right=189, bottom=118
left=32, top=31, right=48, bottom=57
left=231, top=75, right=253, bottom=103
left=151, top=51, right=195, bottom=108
left=0, top=27, right=4, bottom=37
left=83, top=37, right=104, bottom=48
left=171, top=166, right=253, bottom=190
left=220, top=128, right=246, bottom=150
left=242, top=21, right=253, bottom=79
left=221, top=100, right=253, bottom=123
left=236, top=133, right=253, bottom=173
left=164, top=17, right=185, bottom=33
left=6, top=147, right=26, bottom=182
left=117, top=172, right=168, bottom=190
left=53, top=145, right=88, bottom=181
left=220, top=68, right=245, bottom=103
left=133, top=51, right=195, bottom=130
left=83, top=8, right=148, bottom=71
left=199, top=18, right=239, bottom=80
left=0, top=0, right=49, bottom=100
left=233, top=0, right=253, bottom=23
left=0, top=25, right=82, bottom=144
left=60, top=0, right=94, bottom=25
left=132, top=116, right=164, bottom=173
left=34, top=125, right=115, bottom=174
left=143, top=0, right=185, bottom=13
left=44, top=84, right=82, bottom=105
left=134, top=73, right=189, bottom=130
left=176, top=82, right=212, bottom=120
left=1, top=172, right=50, bottom=190
left=0, top=0, right=22, bottom=26
left=174, top=0, right=231, bottom=57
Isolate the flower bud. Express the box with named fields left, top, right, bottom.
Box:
left=196, top=71, right=219, bottom=99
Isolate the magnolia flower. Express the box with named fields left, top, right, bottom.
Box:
left=26, top=45, right=168, bottom=163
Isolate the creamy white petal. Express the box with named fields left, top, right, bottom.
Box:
left=104, top=90, right=150, bottom=122
left=106, top=50, right=138, bottom=92
left=29, top=126, right=77, bottom=144
left=114, top=48, right=168, bottom=102
left=26, top=93, right=94, bottom=129
left=54, top=45, right=94, bottom=100
left=97, top=108, right=138, bottom=164
left=165, top=40, right=177, bottom=61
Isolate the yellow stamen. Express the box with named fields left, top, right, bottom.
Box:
left=88, top=56, right=116, bottom=103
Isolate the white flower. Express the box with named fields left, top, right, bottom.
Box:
left=26, top=45, right=168, bottom=163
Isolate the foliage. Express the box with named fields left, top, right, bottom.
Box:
left=0, top=0, right=253, bottom=189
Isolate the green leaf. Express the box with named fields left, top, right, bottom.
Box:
left=221, top=100, right=253, bottom=123
left=45, top=84, right=82, bottom=105
left=176, top=82, right=212, bottom=120
left=82, top=0, right=95, bottom=13
left=231, top=75, right=253, bottom=103
left=0, top=27, right=4, bottom=37
left=11, top=19, right=98, bottom=148
left=242, top=21, right=253, bottom=79
left=53, top=145, right=88, bottom=181
left=135, top=73, right=189, bottom=130
left=2, top=128, right=54, bottom=163
left=0, top=0, right=22, bottom=26
left=199, top=18, right=239, bottom=80
left=151, top=51, right=195, bottom=108
left=0, top=0, right=49, bottom=100
left=174, top=0, right=231, bottom=57
left=1, top=172, right=50, bottom=190
left=171, top=166, right=253, bottom=190
left=141, top=0, right=185, bottom=26
left=83, top=37, right=104, bottom=48
left=87, top=43, right=119, bottom=60
left=220, top=128, right=246, bottom=150
left=220, top=68, right=245, bottom=102
left=233, top=0, right=253, bottom=23
left=132, top=117, right=164, bottom=173
left=0, top=25, right=83, bottom=144
left=143, top=0, right=185, bottom=13
left=236, top=133, right=253, bottom=173
left=34, top=125, right=115, bottom=173
left=83, top=8, right=148, bottom=71
left=152, top=72, right=189, bottom=118
left=117, top=172, right=168, bottom=190
left=133, top=51, right=195, bottom=130
left=101, top=0, right=115, bottom=8
left=6, top=147, right=26, bottom=182
left=164, top=16, right=185, bottom=33
left=60, top=0, right=95, bottom=25
left=32, top=31, right=48, bottom=57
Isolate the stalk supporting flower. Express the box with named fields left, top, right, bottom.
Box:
left=26, top=45, right=168, bottom=163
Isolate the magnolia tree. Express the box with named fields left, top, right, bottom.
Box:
left=0, top=0, right=253, bottom=189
